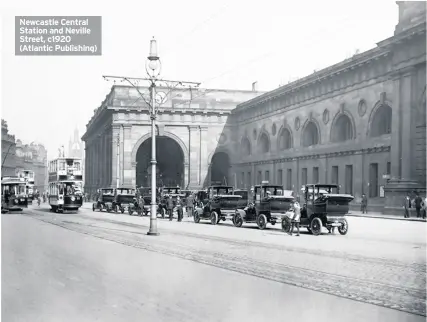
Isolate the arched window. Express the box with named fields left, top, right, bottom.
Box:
left=302, top=122, right=319, bottom=147
left=241, top=137, right=251, bottom=156
left=332, top=114, right=354, bottom=142
left=370, top=105, right=392, bottom=137
left=278, top=128, right=293, bottom=150
left=258, top=132, right=270, bottom=153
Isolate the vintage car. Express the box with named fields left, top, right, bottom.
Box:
left=233, top=189, right=249, bottom=209
left=281, top=184, right=354, bottom=236
left=114, top=187, right=136, bottom=213
left=92, top=188, right=115, bottom=212
left=1, top=177, right=28, bottom=213
left=159, top=186, right=186, bottom=218
left=193, top=186, right=242, bottom=225
left=233, top=182, right=295, bottom=229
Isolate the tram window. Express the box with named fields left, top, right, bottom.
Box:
left=75, top=163, right=81, bottom=171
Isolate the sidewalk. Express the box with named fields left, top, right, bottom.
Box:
left=81, top=202, right=426, bottom=222
left=347, top=210, right=426, bottom=222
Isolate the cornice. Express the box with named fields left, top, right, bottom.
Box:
left=235, top=146, right=391, bottom=166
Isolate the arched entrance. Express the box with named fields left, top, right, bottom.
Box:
left=136, top=136, right=185, bottom=187
left=210, top=152, right=230, bottom=185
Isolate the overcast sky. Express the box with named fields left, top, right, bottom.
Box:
left=1, top=0, right=398, bottom=159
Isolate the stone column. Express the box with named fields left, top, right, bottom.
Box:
left=188, top=126, right=200, bottom=187
left=384, top=67, right=423, bottom=214
left=200, top=126, right=209, bottom=188
left=111, top=126, right=120, bottom=188
left=122, top=125, right=133, bottom=185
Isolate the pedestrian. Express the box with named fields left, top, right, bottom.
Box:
left=167, top=195, right=174, bottom=221
left=414, top=193, right=423, bottom=218
left=404, top=194, right=411, bottom=218
left=422, top=196, right=427, bottom=219
left=288, top=201, right=301, bottom=236
left=138, top=195, right=145, bottom=216
left=176, top=196, right=183, bottom=222
left=186, top=193, right=194, bottom=218
left=361, top=194, right=368, bottom=214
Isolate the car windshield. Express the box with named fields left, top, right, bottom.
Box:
left=264, top=187, right=283, bottom=196
left=102, top=189, right=114, bottom=195
left=214, top=187, right=232, bottom=195
left=118, top=189, right=133, bottom=195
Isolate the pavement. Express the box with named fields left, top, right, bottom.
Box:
left=2, top=204, right=426, bottom=322
left=81, top=202, right=427, bottom=222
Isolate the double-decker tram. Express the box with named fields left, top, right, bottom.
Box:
left=17, top=169, right=36, bottom=201
left=1, top=177, right=28, bottom=213
left=48, top=157, right=83, bottom=213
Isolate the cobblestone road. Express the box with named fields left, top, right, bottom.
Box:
left=17, top=205, right=426, bottom=318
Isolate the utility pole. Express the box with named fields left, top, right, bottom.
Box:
left=103, top=37, right=200, bottom=236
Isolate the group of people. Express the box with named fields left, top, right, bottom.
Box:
left=164, top=193, right=196, bottom=222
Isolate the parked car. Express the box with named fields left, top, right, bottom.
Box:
left=233, top=189, right=249, bottom=209
left=92, top=188, right=115, bottom=212
left=114, top=187, right=136, bottom=213
left=194, top=186, right=242, bottom=225
left=281, top=184, right=354, bottom=235
left=233, top=181, right=294, bottom=229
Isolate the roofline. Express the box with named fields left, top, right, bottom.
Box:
left=110, top=84, right=266, bottom=94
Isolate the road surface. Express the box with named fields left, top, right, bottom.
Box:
left=2, top=204, right=426, bottom=322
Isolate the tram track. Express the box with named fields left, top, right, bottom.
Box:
left=31, top=209, right=426, bottom=273
left=22, top=210, right=427, bottom=317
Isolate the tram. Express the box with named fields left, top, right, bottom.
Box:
left=1, top=177, right=28, bottom=213
left=48, top=157, right=83, bottom=213
left=17, top=169, right=36, bottom=201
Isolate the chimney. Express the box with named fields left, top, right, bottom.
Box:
left=252, top=81, right=258, bottom=92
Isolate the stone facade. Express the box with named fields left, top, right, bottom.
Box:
left=1, top=119, right=17, bottom=177
left=225, top=1, right=426, bottom=212
left=1, top=119, right=48, bottom=192
left=82, top=87, right=264, bottom=196
left=83, top=2, right=426, bottom=213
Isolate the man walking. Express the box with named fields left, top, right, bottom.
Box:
left=404, top=194, right=411, bottom=218
left=176, top=196, right=183, bottom=222
left=414, top=193, right=423, bottom=218
left=167, top=195, right=174, bottom=221
left=186, top=193, right=194, bottom=218
left=361, top=194, right=368, bottom=214
left=288, top=201, right=301, bottom=237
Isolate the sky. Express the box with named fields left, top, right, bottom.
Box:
left=1, top=0, right=398, bottom=159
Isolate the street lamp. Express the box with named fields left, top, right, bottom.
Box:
left=146, top=37, right=161, bottom=236
left=102, top=37, right=200, bottom=237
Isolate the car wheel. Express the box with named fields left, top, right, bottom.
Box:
left=281, top=217, right=291, bottom=233
left=310, top=217, right=322, bottom=236
left=233, top=212, right=243, bottom=227
left=257, top=214, right=267, bottom=230
left=211, top=211, right=218, bottom=225
left=338, top=218, right=348, bottom=235
left=193, top=211, right=200, bottom=223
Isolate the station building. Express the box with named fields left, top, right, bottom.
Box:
left=82, top=1, right=426, bottom=213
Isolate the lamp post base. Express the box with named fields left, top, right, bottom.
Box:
left=147, top=217, right=159, bottom=236
left=147, top=231, right=160, bottom=236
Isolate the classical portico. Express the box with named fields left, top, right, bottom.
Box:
left=82, top=86, right=263, bottom=195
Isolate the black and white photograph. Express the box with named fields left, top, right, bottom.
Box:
left=1, top=1, right=426, bottom=321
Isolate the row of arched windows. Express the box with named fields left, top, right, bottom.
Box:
left=241, top=104, right=392, bottom=156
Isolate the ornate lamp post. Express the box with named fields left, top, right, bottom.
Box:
left=103, top=37, right=200, bottom=236
left=145, top=38, right=161, bottom=235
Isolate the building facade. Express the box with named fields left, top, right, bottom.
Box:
left=83, top=1, right=426, bottom=213
left=82, top=86, right=264, bottom=196
left=227, top=1, right=426, bottom=213
left=1, top=119, right=48, bottom=192
left=1, top=119, right=17, bottom=177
